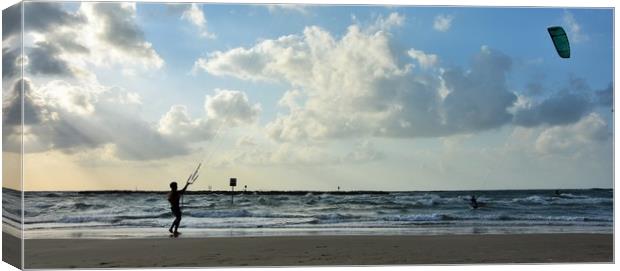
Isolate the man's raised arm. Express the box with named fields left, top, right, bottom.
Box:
left=180, top=182, right=191, bottom=193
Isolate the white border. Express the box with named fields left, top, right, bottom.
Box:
left=0, top=1, right=617, bottom=271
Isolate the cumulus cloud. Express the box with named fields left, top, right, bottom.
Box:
left=158, top=89, right=261, bottom=143
left=2, top=48, right=21, bottom=79
left=433, top=14, right=453, bottom=32
left=513, top=92, right=592, bottom=127
left=595, top=83, right=613, bottom=107
left=407, top=48, right=438, bottom=70
left=2, top=77, right=260, bottom=161
left=196, top=13, right=609, bottom=145
left=181, top=3, right=215, bottom=39
left=563, top=11, right=588, bottom=43
left=79, top=3, right=164, bottom=69
left=2, top=3, right=24, bottom=80
left=367, top=12, right=405, bottom=33
left=441, top=46, right=517, bottom=132
left=24, top=2, right=85, bottom=34
left=266, top=4, right=309, bottom=15
left=3, top=3, right=86, bottom=78
left=14, top=2, right=164, bottom=79
left=157, top=105, right=212, bottom=141
left=26, top=42, right=74, bottom=77
left=535, top=112, right=609, bottom=155
left=1, top=79, right=187, bottom=159
left=2, top=79, right=45, bottom=127
left=2, top=3, right=22, bottom=40
left=197, top=17, right=526, bottom=141
left=3, top=2, right=85, bottom=40
left=513, top=76, right=612, bottom=127
left=205, top=89, right=261, bottom=125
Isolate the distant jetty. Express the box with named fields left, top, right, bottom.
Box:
left=76, top=190, right=392, bottom=195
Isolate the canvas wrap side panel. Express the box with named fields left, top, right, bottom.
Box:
left=2, top=1, right=25, bottom=270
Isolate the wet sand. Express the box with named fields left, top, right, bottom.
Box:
left=18, top=233, right=613, bottom=268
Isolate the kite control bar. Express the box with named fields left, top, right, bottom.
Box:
left=186, top=163, right=201, bottom=185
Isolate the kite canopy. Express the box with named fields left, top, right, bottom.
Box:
left=547, top=26, right=570, bottom=58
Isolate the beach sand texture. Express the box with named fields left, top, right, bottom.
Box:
left=13, top=233, right=612, bottom=268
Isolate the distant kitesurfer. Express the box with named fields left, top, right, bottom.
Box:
left=470, top=194, right=479, bottom=209
left=168, top=181, right=190, bottom=235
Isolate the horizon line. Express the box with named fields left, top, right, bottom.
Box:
left=3, top=187, right=612, bottom=193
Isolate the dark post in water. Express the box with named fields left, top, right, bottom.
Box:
left=230, top=178, right=237, bottom=205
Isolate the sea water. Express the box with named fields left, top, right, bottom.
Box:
left=2, top=189, right=613, bottom=239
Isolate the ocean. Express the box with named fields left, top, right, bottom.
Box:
left=2, top=188, right=613, bottom=239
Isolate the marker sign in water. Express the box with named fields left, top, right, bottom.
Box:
left=230, top=178, right=237, bottom=205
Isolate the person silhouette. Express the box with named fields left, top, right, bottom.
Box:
left=168, top=181, right=190, bottom=236
left=470, top=194, right=479, bottom=209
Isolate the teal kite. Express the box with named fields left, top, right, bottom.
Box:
left=547, top=26, right=570, bottom=58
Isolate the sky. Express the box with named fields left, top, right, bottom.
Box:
left=1, top=2, right=614, bottom=191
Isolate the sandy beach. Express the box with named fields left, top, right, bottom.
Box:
left=14, top=233, right=612, bottom=268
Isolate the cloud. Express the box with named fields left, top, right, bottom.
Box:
left=156, top=89, right=262, bottom=148
left=278, top=89, right=304, bottom=110
left=344, top=140, right=384, bottom=163
left=157, top=105, right=213, bottom=141
left=46, top=31, right=90, bottom=54
left=205, top=89, right=261, bottom=125
left=266, top=4, right=309, bottom=15
left=595, top=83, right=613, bottom=107
left=2, top=79, right=45, bottom=127
left=199, top=14, right=609, bottom=145
left=24, top=2, right=85, bottom=33
left=512, top=75, right=611, bottom=128
left=181, top=3, right=215, bottom=39
left=79, top=3, right=164, bottom=69
left=11, top=2, right=165, bottom=79
left=511, top=75, right=613, bottom=127
left=26, top=42, right=74, bottom=77
left=2, top=48, right=21, bottom=79
left=157, top=89, right=261, bottom=147
left=1, top=79, right=190, bottom=160
left=367, top=12, right=405, bottom=33
left=441, top=46, right=517, bottom=132
left=193, top=42, right=281, bottom=81
left=513, top=92, right=592, bottom=127
left=6, top=82, right=261, bottom=160
left=563, top=11, right=588, bottom=43
left=535, top=112, right=609, bottom=156
left=3, top=2, right=85, bottom=41
left=525, top=81, right=545, bottom=96
left=198, top=16, right=603, bottom=143
left=407, top=48, right=438, bottom=70
left=433, top=14, right=453, bottom=32
left=236, top=136, right=257, bottom=147
left=2, top=3, right=22, bottom=40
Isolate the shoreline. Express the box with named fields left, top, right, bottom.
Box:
left=19, top=226, right=614, bottom=240
left=11, top=232, right=613, bottom=268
